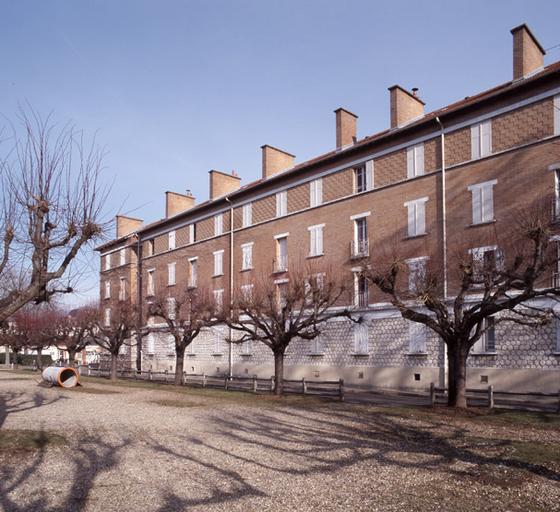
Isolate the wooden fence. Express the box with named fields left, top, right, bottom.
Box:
left=80, top=366, right=344, bottom=400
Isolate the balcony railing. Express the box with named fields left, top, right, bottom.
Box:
left=553, top=272, right=560, bottom=288
left=273, top=256, right=288, bottom=273
left=355, top=291, right=369, bottom=308
left=350, top=239, right=369, bottom=259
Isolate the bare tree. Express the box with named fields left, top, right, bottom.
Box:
left=91, top=302, right=137, bottom=380
left=362, top=199, right=560, bottom=408
left=225, top=266, right=354, bottom=395
left=54, top=305, right=97, bottom=365
left=145, top=287, right=220, bottom=386
left=0, top=107, right=109, bottom=323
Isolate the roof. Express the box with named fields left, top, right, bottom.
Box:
left=99, top=59, right=560, bottom=246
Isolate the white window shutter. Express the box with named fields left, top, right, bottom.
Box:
left=406, top=147, right=414, bottom=178
left=365, top=160, right=374, bottom=190
left=316, top=179, right=323, bottom=205
left=555, top=95, right=560, bottom=136
left=310, top=182, right=316, bottom=207
left=481, top=120, right=492, bottom=156
left=415, top=144, right=424, bottom=176
left=471, top=125, right=480, bottom=159
left=317, top=227, right=323, bottom=255
left=407, top=203, right=416, bottom=236
left=417, top=201, right=426, bottom=234
left=482, top=185, right=493, bottom=222
left=409, top=323, right=426, bottom=353
left=471, top=187, right=482, bottom=224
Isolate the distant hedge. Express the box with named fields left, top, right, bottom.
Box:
left=0, top=353, right=54, bottom=366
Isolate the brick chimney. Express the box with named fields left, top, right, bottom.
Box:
left=334, top=108, right=358, bottom=148
left=116, top=215, right=143, bottom=238
left=511, top=24, right=545, bottom=80
left=261, top=145, right=295, bottom=179
left=165, top=190, right=195, bottom=218
left=388, top=85, right=425, bottom=128
left=209, top=170, right=241, bottom=200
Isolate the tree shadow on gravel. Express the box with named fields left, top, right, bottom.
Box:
left=0, top=431, right=130, bottom=512
left=0, top=390, right=65, bottom=429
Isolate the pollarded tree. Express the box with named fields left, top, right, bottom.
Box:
left=145, top=287, right=221, bottom=386
left=225, top=265, right=354, bottom=396
left=362, top=199, right=560, bottom=408
left=55, top=305, right=97, bottom=365
left=91, top=302, right=137, bottom=380
left=0, top=107, right=109, bottom=323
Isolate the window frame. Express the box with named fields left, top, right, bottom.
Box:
left=471, top=120, right=492, bottom=159
left=276, top=191, right=287, bottom=217
left=241, top=242, right=253, bottom=271
left=309, top=178, right=323, bottom=207
left=168, top=230, right=176, bottom=251
left=214, top=213, right=224, bottom=237
left=404, top=197, right=428, bottom=237
left=308, top=224, right=324, bottom=257
left=167, top=261, right=176, bottom=286
left=242, top=203, right=252, bottom=228
left=213, top=250, right=224, bottom=277
left=468, top=179, right=497, bottom=225
left=406, top=143, right=425, bottom=179
left=188, top=257, right=198, bottom=288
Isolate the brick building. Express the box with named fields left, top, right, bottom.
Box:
left=96, top=24, right=560, bottom=392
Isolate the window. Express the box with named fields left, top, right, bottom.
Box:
left=146, top=239, right=154, bottom=257
left=104, top=308, right=111, bottom=327
left=554, top=168, right=560, bottom=220
left=310, top=179, right=323, bottom=207
left=555, top=95, right=560, bottom=136
left=354, top=160, right=374, bottom=193
left=241, top=283, right=253, bottom=302
left=471, top=120, right=492, bottom=159
left=241, top=243, right=253, bottom=270
left=242, top=338, right=252, bottom=355
left=213, top=250, right=224, bottom=276
left=275, top=234, right=288, bottom=272
left=555, top=318, right=560, bottom=352
left=404, top=197, right=428, bottom=237
left=214, top=214, right=223, bottom=236
left=468, top=180, right=497, bottom=225
left=406, top=143, right=425, bottom=178
left=408, top=322, right=427, bottom=353
left=167, top=297, right=176, bottom=320
left=188, top=224, right=195, bottom=244
left=119, top=277, right=126, bottom=301
left=305, top=273, right=325, bottom=304
left=168, top=231, right=176, bottom=250
left=351, top=213, right=369, bottom=258
left=104, top=254, right=111, bottom=271
left=310, top=334, right=324, bottom=355
left=213, top=289, right=224, bottom=311
left=242, top=203, right=252, bottom=228
left=470, top=245, right=501, bottom=281
left=187, top=339, right=196, bottom=355
left=213, top=329, right=223, bottom=354
left=308, top=224, right=324, bottom=257
left=407, top=257, right=428, bottom=293
left=168, top=262, right=176, bottom=286
left=146, top=333, right=155, bottom=355
left=147, top=269, right=155, bottom=296
left=188, top=258, right=198, bottom=288
left=354, top=272, right=368, bottom=308
left=276, top=281, right=288, bottom=308
left=276, top=191, right=287, bottom=217
left=473, top=318, right=496, bottom=353
left=353, top=323, right=368, bottom=355
left=119, top=248, right=126, bottom=266
left=104, top=281, right=111, bottom=299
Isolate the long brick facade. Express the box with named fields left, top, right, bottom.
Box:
left=97, top=24, right=560, bottom=392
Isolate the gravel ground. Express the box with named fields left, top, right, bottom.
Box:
left=1, top=371, right=559, bottom=512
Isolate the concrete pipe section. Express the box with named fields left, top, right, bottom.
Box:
left=42, top=366, right=80, bottom=388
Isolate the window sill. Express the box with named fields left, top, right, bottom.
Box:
left=212, top=274, right=224, bottom=278
left=552, top=352, right=560, bottom=356
left=468, top=220, right=496, bottom=228
left=272, top=269, right=288, bottom=274
left=187, top=353, right=196, bottom=357
left=471, top=352, right=497, bottom=356
left=240, top=353, right=253, bottom=357
left=307, top=253, right=324, bottom=259
left=404, top=233, right=428, bottom=240
left=406, top=352, right=428, bottom=356
left=212, top=353, right=223, bottom=357
left=309, top=353, right=325, bottom=357
left=351, top=353, right=369, bottom=357
left=167, top=283, right=176, bottom=287
left=240, top=267, right=253, bottom=272
left=187, top=285, right=197, bottom=290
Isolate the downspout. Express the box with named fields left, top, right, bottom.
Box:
left=136, top=234, right=143, bottom=373
left=435, top=116, right=448, bottom=389
left=224, top=196, right=234, bottom=378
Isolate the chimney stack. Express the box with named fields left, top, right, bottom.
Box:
left=116, top=215, right=143, bottom=238
left=209, top=170, right=241, bottom=200
left=334, top=108, right=358, bottom=149
left=388, top=85, right=425, bottom=128
left=261, top=145, right=295, bottom=179
left=511, top=24, right=545, bottom=80
left=165, top=190, right=195, bottom=218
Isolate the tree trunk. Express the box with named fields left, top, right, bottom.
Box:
left=67, top=349, right=76, bottom=366
left=5, top=347, right=9, bottom=366
left=447, top=343, right=468, bottom=408
left=174, top=345, right=186, bottom=386
left=110, top=352, right=118, bottom=381
left=36, top=348, right=43, bottom=371
left=273, top=351, right=285, bottom=396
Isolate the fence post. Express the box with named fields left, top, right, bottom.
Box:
left=183, top=371, right=187, bottom=386
left=202, top=374, right=207, bottom=388
left=339, top=379, right=345, bottom=402
left=302, top=377, right=307, bottom=395
left=225, top=376, right=229, bottom=390
left=148, top=368, right=152, bottom=381
left=488, top=385, right=494, bottom=409
left=164, top=369, right=168, bottom=383
left=270, top=376, right=275, bottom=392
left=253, top=377, right=258, bottom=393
left=430, top=382, right=436, bottom=407
left=87, top=366, right=91, bottom=377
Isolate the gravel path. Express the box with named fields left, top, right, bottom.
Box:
left=1, top=371, right=559, bottom=512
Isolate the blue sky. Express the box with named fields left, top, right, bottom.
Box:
left=1, top=0, right=559, bottom=302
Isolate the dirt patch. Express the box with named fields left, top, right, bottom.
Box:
left=0, top=429, right=66, bottom=453
left=149, top=399, right=202, bottom=408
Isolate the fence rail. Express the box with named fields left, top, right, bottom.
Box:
left=79, top=366, right=344, bottom=400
